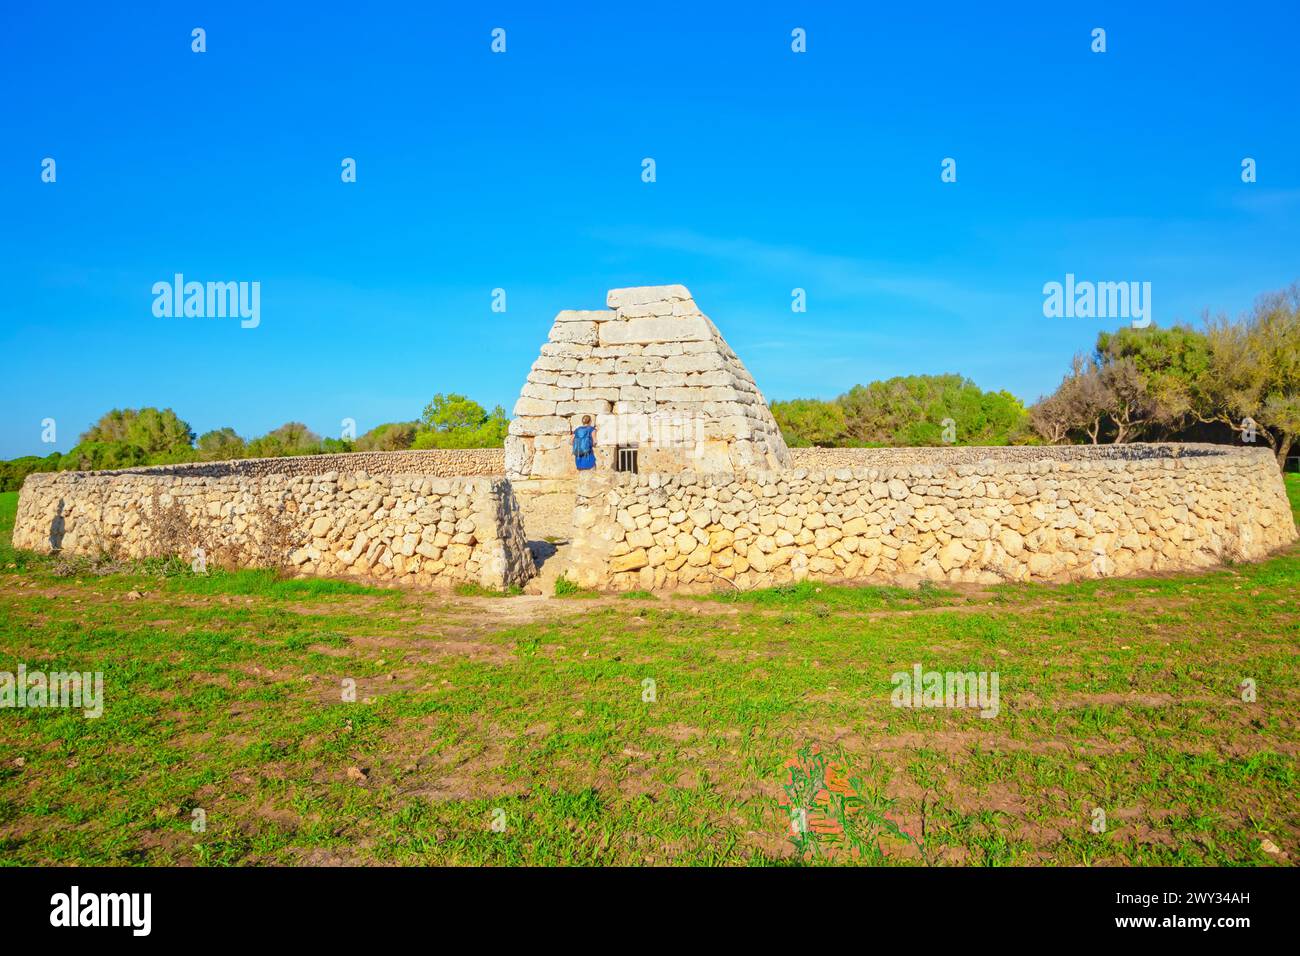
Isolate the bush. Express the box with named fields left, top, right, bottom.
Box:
left=245, top=422, right=322, bottom=458
left=197, top=427, right=246, bottom=460
left=81, top=407, right=194, bottom=455
left=356, top=422, right=419, bottom=451
left=0, top=454, right=62, bottom=492
left=774, top=375, right=1027, bottom=447
left=59, top=441, right=149, bottom=472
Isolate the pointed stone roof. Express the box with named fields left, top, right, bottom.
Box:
left=505, top=285, right=789, bottom=480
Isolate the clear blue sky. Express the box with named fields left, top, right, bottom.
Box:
left=2, top=0, right=1297, bottom=457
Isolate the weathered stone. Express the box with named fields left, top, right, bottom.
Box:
left=14, top=462, right=536, bottom=593
left=610, top=549, right=649, bottom=572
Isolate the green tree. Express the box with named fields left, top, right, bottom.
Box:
left=59, top=441, right=149, bottom=472
left=82, top=407, right=194, bottom=454
left=245, top=422, right=322, bottom=458
left=0, top=453, right=62, bottom=492
left=1095, top=324, right=1211, bottom=437
left=197, top=427, right=246, bottom=460
left=836, top=374, right=1026, bottom=446
left=421, top=394, right=488, bottom=433
left=1194, top=284, right=1300, bottom=468
left=771, top=399, right=846, bottom=447
left=356, top=421, right=420, bottom=451
left=79, top=408, right=135, bottom=443
left=415, top=395, right=509, bottom=448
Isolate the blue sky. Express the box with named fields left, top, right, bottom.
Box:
left=2, top=0, right=1297, bottom=457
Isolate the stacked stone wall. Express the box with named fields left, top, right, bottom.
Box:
left=14, top=464, right=533, bottom=591
left=63, top=448, right=506, bottom=480
left=565, top=444, right=1297, bottom=591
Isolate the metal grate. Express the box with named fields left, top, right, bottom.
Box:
left=615, top=445, right=639, bottom=474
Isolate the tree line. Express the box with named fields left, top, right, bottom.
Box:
left=771, top=374, right=1029, bottom=447
left=771, top=283, right=1298, bottom=470
left=1026, top=284, right=1298, bottom=467
left=0, top=394, right=509, bottom=492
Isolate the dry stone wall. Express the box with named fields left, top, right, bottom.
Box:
left=14, top=464, right=534, bottom=591
left=13, top=441, right=1295, bottom=594
left=565, top=444, right=1296, bottom=592
left=73, top=448, right=506, bottom=480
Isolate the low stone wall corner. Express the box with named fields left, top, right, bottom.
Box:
left=13, top=462, right=536, bottom=592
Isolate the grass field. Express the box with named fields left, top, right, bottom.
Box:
left=1, top=480, right=1297, bottom=866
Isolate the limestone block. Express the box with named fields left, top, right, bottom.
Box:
left=610, top=549, right=650, bottom=572
left=590, top=373, right=637, bottom=387
left=573, top=388, right=620, bottom=402
left=598, top=315, right=712, bottom=346
left=514, top=396, right=556, bottom=416
left=607, top=285, right=693, bottom=308
left=509, top=416, right=570, bottom=436
left=998, top=528, right=1025, bottom=556
left=556, top=309, right=616, bottom=323
left=636, top=371, right=689, bottom=388
left=522, top=383, right=574, bottom=402
left=549, top=321, right=598, bottom=346
left=556, top=400, right=612, bottom=417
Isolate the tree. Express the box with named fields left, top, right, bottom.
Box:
left=1194, top=284, right=1300, bottom=468
left=414, top=395, right=509, bottom=448
left=771, top=399, right=846, bottom=447
left=422, top=394, right=487, bottom=432
left=836, top=374, right=1026, bottom=447
left=60, top=441, right=149, bottom=472
left=0, top=453, right=61, bottom=493
left=80, top=408, right=135, bottom=443
left=245, top=422, right=322, bottom=458
left=356, top=421, right=420, bottom=451
left=81, top=407, right=194, bottom=454
left=1027, top=389, right=1073, bottom=444
left=1096, top=325, right=1210, bottom=437
left=1028, top=282, right=1298, bottom=460
left=126, top=407, right=195, bottom=454
left=1029, top=355, right=1108, bottom=443
left=197, top=427, right=246, bottom=460
left=1098, top=357, right=1157, bottom=443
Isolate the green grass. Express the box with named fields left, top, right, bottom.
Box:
left=454, top=582, right=524, bottom=598
left=165, top=568, right=390, bottom=598
left=0, top=482, right=1297, bottom=866
left=553, top=575, right=598, bottom=599
left=0, top=491, right=25, bottom=570
left=697, top=579, right=957, bottom=611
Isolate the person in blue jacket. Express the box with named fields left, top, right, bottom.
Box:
left=572, top=416, right=597, bottom=471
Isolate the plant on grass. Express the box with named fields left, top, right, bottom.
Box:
left=780, top=743, right=919, bottom=864
left=553, top=575, right=597, bottom=598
